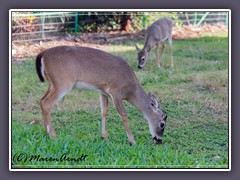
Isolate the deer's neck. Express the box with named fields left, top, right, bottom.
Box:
left=143, top=35, right=152, bottom=51
left=128, top=85, right=151, bottom=116
left=143, top=41, right=149, bottom=51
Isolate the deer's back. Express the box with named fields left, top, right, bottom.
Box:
left=40, top=46, right=139, bottom=93
left=146, top=17, right=173, bottom=42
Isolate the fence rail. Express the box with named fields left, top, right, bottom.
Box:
left=11, top=11, right=228, bottom=43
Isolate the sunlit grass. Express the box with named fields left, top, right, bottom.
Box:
left=11, top=33, right=229, bottom=169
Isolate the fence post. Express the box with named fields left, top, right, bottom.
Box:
left=74, top=12, right=79, bottom=38
left=225, top=12, right=228, bottom=26
left=142, top=12, right=146, bottom=29
left=194, top=12, right=198, bottom=25
left=41, top=14, right=45, bottom=39
left=196, top=12, right=210, bottom=26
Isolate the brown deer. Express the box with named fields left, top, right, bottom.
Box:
left=36, top=46, right=167, bottom=145
left=135, top=17, right=173, bottom=69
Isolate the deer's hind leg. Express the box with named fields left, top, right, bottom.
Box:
left=99, top=93, right=109, bottom=139
left=155, top=42, right=160, bottom=67
left=168, top=37, right=173, bottom=67
left=40, top=82, right=73, bottom=138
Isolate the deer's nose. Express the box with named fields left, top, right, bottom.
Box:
left=153, top=136, right=162, bottom=144
left=138, top=65, right=143, bottom=69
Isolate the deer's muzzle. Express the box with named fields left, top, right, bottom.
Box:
left=138, top=65, right=143, bottom=69
left=153, top=136, right=162, bottom=144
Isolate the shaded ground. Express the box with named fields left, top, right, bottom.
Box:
left=12, top=24, right=227, bottom=61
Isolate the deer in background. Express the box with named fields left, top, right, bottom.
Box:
left=135, top=17, right=173, bottom=69
left=36, top=46, right=167, bottom=145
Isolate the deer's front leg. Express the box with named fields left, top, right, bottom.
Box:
left=112, top=97, right=136, bottom=145
left=157, top=42, right=165, bottom=68
left=99, top=94, right=109, bottom=140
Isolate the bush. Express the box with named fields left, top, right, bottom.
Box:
left=75, top=12, right=178, bottom=32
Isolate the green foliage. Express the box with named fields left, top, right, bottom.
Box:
left=143, top=12, right=178, bottom=28
left=11, top=32, right=229, bottom=169
left=75, top=12, right=178, bottom=32
left=76, top=12, right=142, bottom=32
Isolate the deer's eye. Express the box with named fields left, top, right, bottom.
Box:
left=141, top=57, right=145, bottom=61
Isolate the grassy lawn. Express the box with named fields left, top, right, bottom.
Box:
left=11, top=32, right=229, bottom=169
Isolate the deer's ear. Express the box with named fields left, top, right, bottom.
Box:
left=135, top=44, right=140, bottom=52
left=149, top=93, right=159, bottom=108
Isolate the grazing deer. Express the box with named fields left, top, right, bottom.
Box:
left=36, top=46, right=167, bottom=145
left=135, top=17, right=173, bottom=69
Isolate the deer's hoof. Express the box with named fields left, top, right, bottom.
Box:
left=46, top=126, right=56, bottom=139
left=101, top=133, right=108, bottom=140
left=49, top=132, right=56, bottom=139
left=129, top=141, right=136, bottom=146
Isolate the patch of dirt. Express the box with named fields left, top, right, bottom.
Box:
left=172, top=23, right=227, bottom=40
left=12, top=24, right=227, bottom=61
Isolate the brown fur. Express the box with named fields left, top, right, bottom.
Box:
left=136, top=17, right=173, bottom=68
left=36, top=46, right=167, bottom=145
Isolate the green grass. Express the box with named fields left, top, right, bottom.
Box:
left=11, top=32, right=229, bottom=169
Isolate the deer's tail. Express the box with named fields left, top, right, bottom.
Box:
left=36, top=52, right=45, bottom=82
